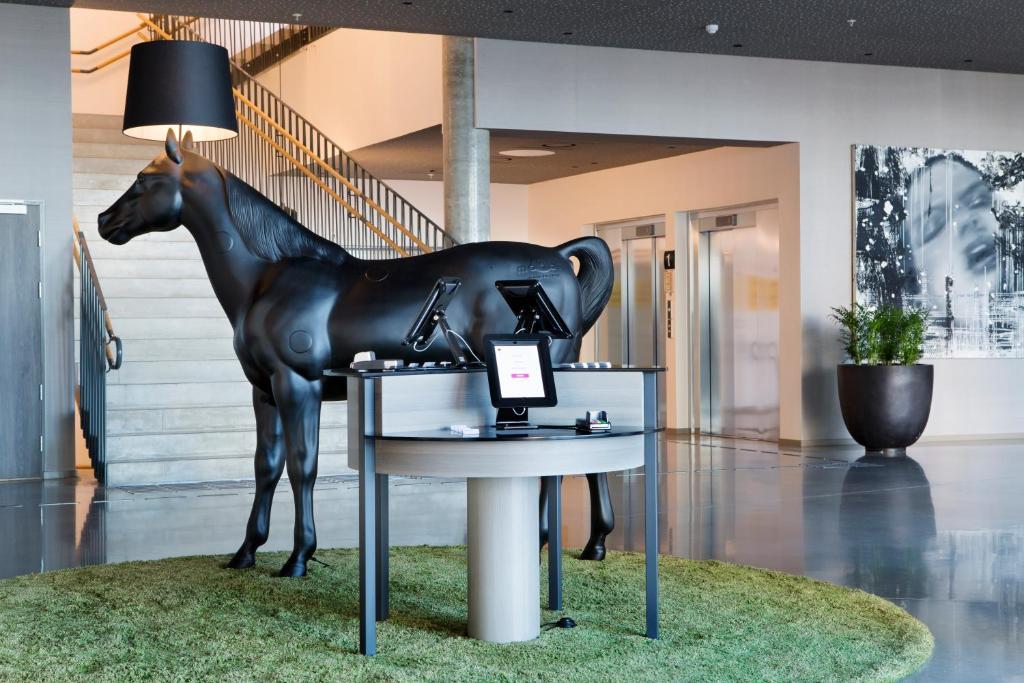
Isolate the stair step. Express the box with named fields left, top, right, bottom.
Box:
left=74, top=187, right=138, bottom=205
left=85, top=238, right=203, bottom=261
left=78, top=297, right=222, bottom=319
left=100, top=317, right=233, bottom=340
left=75, top=221, right=194, bottom=243
left=72, top=113, right=123, bottom=130
left=73, top=172, right=138, bottom=191
left=107, top=402, right=347, bottom=435
left=107, top=425, right=347, bottom=460
left=73, top=127, right=160, bottom=146
left=103, top=449, right=352, bottom=486
left=74, top=156, right=153, bottom=175
left=89, top=258, right=210, bottom=279
left=109, top=359, right=245, bottom=385
left=75, top=277, right=216, bottom=299
left=74, top=141, right=163, bottom=161
left=75, top=337, right=236, bottom=364
left=107, top=380, right=253, bottom=409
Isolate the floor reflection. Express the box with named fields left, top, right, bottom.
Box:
left=3, top=437, right=1024, bottom=681
left=839, top=456, right=936, bottom=599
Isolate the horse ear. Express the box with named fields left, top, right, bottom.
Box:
left=165, top=128, right=183, bottom=165
left=181, top=130, right=195, bottom=152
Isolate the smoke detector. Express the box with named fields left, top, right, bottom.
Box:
left=705, top=23, right=719, bottom=35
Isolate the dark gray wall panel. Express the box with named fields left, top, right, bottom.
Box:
left=0, top=4, right=74, bottom=476
left=0, top=206, right=43, bottom=479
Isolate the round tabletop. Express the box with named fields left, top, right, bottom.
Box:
left=354, top=426, right=658, bottom=478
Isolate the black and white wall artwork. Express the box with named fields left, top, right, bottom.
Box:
left=854, top=144, right=1024, bottom=358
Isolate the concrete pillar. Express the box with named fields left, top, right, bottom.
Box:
left=442, top=36, right=490, bottom=243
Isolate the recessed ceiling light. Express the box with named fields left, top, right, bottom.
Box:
left=541, top=142, right=576, bottom=149
left=498, top=149, right=556, bottom=157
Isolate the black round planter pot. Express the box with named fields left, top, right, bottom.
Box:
left=836, top=364, right=934, bottom=457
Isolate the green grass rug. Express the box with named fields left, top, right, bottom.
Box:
left=0, top=547, right=931, bottom=682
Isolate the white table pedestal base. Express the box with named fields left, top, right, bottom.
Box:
left=467, top=476, right=540, bottom=643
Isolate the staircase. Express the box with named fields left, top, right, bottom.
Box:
left=73, top=113, right=349, bottom=485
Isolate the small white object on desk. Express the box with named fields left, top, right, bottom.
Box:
left=449, top=424, right=480, bottom=437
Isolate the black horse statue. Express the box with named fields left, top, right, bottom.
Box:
left=98, top=130, right=616, bottom=577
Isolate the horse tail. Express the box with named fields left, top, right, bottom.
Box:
left=557, top=236, right=614, bottom=336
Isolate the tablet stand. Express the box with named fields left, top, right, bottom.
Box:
left=434, top=309, right=469, bottom=367
left=495, top=406, right=535, bottom=430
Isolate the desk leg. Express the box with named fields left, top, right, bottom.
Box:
left=376, top=473, right=389, bottom=620
left=359, top=435, right=377, bottom=654
left=353, top=376, right=378, bottom=656
left=643, top=372, right=659, bottom=640
left=545, top=475, right=562, bottom=610
left=468, top=477, right=540, bottom=642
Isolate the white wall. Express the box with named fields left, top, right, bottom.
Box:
left=475, top=38, right=1024, bottom=443
left=70, top=9, right=141, bottom=115
left=385, top=179, right=529, bottom=244
left=525, top=145, right=799, bottom=436
left=259, top=28, right=441, bottom=151
left=0, top=4, right=75, bottom=475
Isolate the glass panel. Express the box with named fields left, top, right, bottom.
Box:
left=627, top=236, right=656, bottom=367
left=730, top=208, right=780, bottom=440
left=595, top=227, right=624, bottom=364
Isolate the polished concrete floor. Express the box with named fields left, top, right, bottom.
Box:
left=3, top=435, right=1023, bottom=681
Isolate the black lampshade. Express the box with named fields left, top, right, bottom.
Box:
left=122, top=40, right=238, bottom=142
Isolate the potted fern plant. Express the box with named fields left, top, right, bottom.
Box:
left=830, top=304, right=933, bottom=457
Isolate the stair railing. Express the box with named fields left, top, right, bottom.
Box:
left=140, top=14, right=457, bottom=259
left=70, top=18, right=196, bottom=74
left=73, top=218, right=123, bottom=483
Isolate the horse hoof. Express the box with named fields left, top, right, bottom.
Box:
left=278, top=559, right=308, bottom=578
left=226, top=547, right=256, bottom=570
left=579, top=541, right=606, bottom=561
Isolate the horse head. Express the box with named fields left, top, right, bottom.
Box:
left=98, top=129, right=193, bottom=245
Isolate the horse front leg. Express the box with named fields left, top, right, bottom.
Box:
left=580, top=472, right=614, bottom=561
left=227, top=387, right=285, bottom=569
left=271, top=369, right=323, bottom=578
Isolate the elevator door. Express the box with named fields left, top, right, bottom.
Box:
left=595, top=222, right=666, bottom=369
left=699, top=206, right=779, bottom=440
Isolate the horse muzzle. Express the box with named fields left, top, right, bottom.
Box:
left=97, top=205, right=132, bottom=245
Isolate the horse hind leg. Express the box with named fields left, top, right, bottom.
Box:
left=271, top=369, right=323, bottom=578
left=227, top=387, right=285, bottom=570
left=580, top=472, right=614, bottom=561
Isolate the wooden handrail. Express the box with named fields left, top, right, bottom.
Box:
left=71, top=34, right=148, bottom=74
left=236, top=112, right=408, bottom=257
left=71, top=22, right=146, bottom=55
left=138, top=14, right=433, bottom=256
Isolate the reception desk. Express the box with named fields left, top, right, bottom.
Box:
left=328, top=366, right=662, bottom=655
